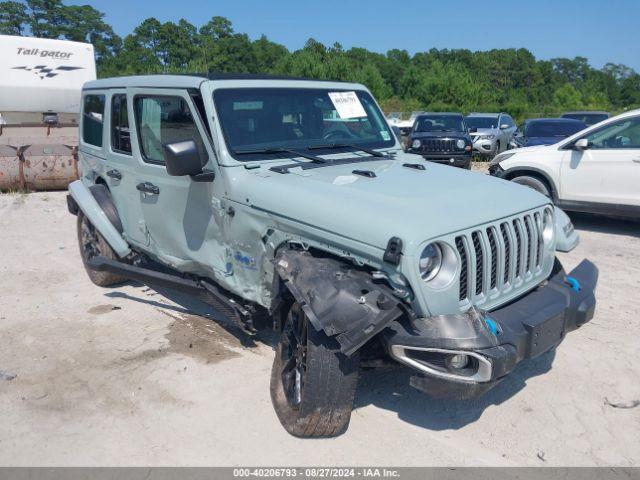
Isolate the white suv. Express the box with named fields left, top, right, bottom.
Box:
left=489, top=109, right=640, bottom=218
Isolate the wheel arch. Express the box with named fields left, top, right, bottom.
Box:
left=502, top=166, right=559, bottom=201
left=273, top=247, right=404, bottom=356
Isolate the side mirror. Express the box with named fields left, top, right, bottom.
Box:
left=163, top=140, right=204, bottom=177
left=499, top=124, right=509, bottom=130
left=573, top=138, right=590, bottom=150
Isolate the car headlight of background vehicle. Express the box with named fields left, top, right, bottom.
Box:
left=479, top=134, right=495, bottom=140
left=411, top=139, right=421, bottom=149
left=456, top=139, right=466, bottom=149
left=419, top=242, right=458, bottom=288
left=542, top=208, right=555, bottom=247
left=490, top=151, right=516, bottom=166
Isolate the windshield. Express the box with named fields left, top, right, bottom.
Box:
left=561, top=113, right=608, bottom=125
left=213, top=88, right=395, bottom=160
left=525, top=121, right=586, bottom=137
left=414, top=115, right=465, bottom=133
left=465, top=116, right=498, bottom=129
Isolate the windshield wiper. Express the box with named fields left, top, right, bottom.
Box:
left=234, top=147, right=326, bottom=163
left=308, top=143, right=387, bottom=158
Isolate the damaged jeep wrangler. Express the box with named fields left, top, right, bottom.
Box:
left=68, top=74, right=597, bottom=437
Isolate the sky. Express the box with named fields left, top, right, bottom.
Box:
left=68, top=0, right=640, bottom=71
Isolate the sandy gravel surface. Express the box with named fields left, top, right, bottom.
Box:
left=0, top=191, right=638, bottom=466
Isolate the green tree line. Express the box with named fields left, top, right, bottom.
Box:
left=2, top=0, right=640, bottom=120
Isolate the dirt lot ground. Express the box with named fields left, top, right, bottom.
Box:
left=0, top=191, right=639, bottom=466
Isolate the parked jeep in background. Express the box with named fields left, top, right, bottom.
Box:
left=406, top=113, right=472, bottom=169
left=67, top=74, right=597, bottom=438
left=465, top=112, right=517, bottom=157
left=490, top=109, right=640, bottom=218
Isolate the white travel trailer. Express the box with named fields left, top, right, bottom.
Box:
left=0, top=35, right=96, bottom=190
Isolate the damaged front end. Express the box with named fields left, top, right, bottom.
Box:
left=382, top=259, right=598, bottom=399
left=276, top=249, right=597, bottom=400
left=274, top=249, right=405, bottom=356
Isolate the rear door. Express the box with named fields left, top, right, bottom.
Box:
left=128, top=87, right=228, bottom=275
left=559, top=115, right=640, bottom=209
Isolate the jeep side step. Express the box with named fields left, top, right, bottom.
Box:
left=87, top=256, right=256, bottom=334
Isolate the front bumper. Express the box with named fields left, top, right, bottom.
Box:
left=412, top=152, right=472, bottom=169
left=472, top=138, right=497, bottom=155
left=382, top=259, right=597, bottom=399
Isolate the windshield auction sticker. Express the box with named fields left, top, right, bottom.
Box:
left=328, top=91, right=367, bottom=119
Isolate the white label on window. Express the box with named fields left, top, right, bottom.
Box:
left=380, top=130, right=391, bottom=141
left=328, top=91, right=367, bottom=119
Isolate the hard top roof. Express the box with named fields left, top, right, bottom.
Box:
left=416, top=112, right=464, bottom=117
left=561, top=110, right=609, bottom=115
left=83, top=73, right=364, bottom=91
left=466, top=112, right=502, bottom=117
left=524, top=117, right=586, bottom=124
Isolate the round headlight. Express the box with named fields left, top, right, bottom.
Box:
left=412, top=139, right=421, bottom=149
left=419, top=243, right=443, bottom=282
left=542, top=208, right=554, bottom=246
left=456, top=139, right=466, bottom=149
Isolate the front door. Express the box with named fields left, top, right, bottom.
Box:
left=128, top=87, right=228, bottom=276
left=559, top=115, right=640, bottom=208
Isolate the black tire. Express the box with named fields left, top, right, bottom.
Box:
left=76, top=211, right=126, bottom=287
left=270, top=302, right=360, bottom=438
left=511, top=175, right=551, bottom=197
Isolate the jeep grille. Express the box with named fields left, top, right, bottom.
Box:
left=418, top=138, right=462, bottom=152
left=455, top=210, right=545, bottom=304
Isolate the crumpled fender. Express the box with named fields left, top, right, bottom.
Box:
left=274, top=249, right=403, bottom=356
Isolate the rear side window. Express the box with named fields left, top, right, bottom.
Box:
left=82, top=94, right=105, bottom=147
left=134, top=95, right=206, bottom=164
left=111, top=94, right=131, bottom=154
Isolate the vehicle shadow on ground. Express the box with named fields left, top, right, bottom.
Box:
left=105, top=286, right=280, bottom=349
left=569, top=212, right=639, bottom=238
left=354, top=349, right=555, bottom=431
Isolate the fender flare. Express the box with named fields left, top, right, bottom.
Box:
left=275, top=249, right=403, bottom=356
left=88, top=184, right=124, bottom=234
left=68, top=180, right=131, bottom=258
left=502, top=166, right=559, bottom=202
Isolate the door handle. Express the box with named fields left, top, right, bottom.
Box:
left=136, top=182, right=160, bottom=195
left=106, top=169, right=122, bottom=180
left=632, top=159, right=640, bottom=164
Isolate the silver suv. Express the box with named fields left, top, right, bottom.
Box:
left=466, top=113, right=517, bottom=157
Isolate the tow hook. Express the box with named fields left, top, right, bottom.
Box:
left=565, top=276, right=581, bottom=292
left=484, top=317, right=502, bottom=335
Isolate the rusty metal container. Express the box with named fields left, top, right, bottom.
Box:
left=0, top=113, right=79, bottom=191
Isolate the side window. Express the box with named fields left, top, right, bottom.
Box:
left=501, top=115, right=514, bottom=128
left=82, top=94, right=105, bottom=147
left=111, top=94, right=131, bottom=154
left=583, top=117, right=640, bottom=149
left=134, top=95, right=207, bottom=164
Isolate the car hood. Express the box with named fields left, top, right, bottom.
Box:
left=410, top=132, right=468, bottom=140
left=469, top=128, right=497, bottom=137
left=233, top=155, right=549, bottom=254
